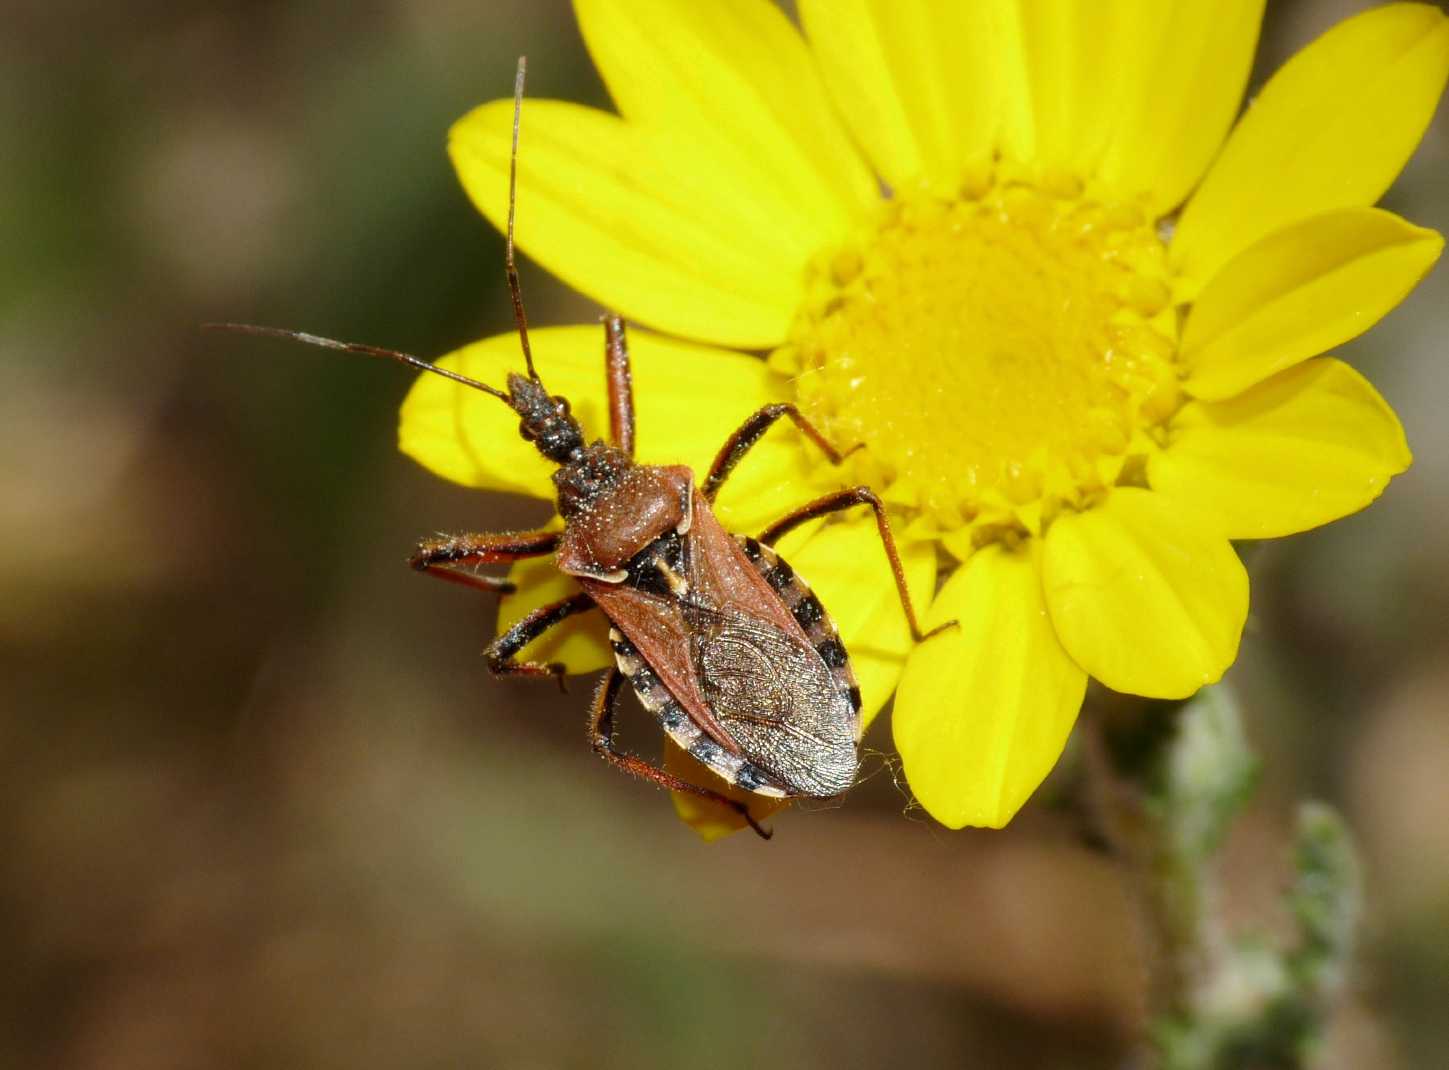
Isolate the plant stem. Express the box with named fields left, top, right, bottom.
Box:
left=1084, top=684, right=1361, bottom=1069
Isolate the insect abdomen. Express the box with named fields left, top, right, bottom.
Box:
left=608, top=627, right=790, bottom=798
left=736, top=536, right=863, bottom=729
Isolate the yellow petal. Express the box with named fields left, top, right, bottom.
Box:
left=784, top=515, right=938, bottom=732
left=893, top=546, right=1087, bottom=829
left=575, top=0, right=875, bottom=234
left=1150, top=359, right=1412, bottom=540
left=665, top=738, right=789, bottom=842
left=398, top=325, right=829, bottom=533
left=449, top=99, right=807, bottom=348
left=496, top=552, right=612, bottom=675
left=1172, top=3, right=1449, bottom=294
left=996, top=1, right=1151, bottom=183
left=798, top=0, right=1007, bottom=194
left=1042, top=488, right=1248, bottom=700
left=1095, top=0, right=1264, bottom=214
left=1181, top=208, right=1443, bottom=400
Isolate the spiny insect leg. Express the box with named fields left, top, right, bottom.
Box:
left=410, top=528, right=560, bottom=571
left=589, top=669, right=773, bottom=840
left=702, top=403, right=852, bottom=503
left=603, top=314, right=635, bottom=460
left=412, top=529, right=561, bottom=599
left=757, top=486, right=952, bottom=644
left=486, top=592, right=595, bottom=692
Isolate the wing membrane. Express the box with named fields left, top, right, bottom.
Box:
left=688, top=605, right=856, bottom=797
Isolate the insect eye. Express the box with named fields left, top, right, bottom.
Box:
left=552, top=395, right=571, bottom=416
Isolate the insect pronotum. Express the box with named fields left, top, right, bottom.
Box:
left=212, top=58, right=949, bottom=838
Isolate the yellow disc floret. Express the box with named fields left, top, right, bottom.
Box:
left=784, top=178, right=1182, bottom=558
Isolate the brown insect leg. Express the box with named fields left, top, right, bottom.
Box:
left=422, top=568, right=519, bottom=597
left=603, top=314, right=635, bottom=459
left=758, top=486, right=949, bottom=644
left=703, top=403, right=852, bottom=503
left=410, top=528, right=559, bottom=570
left=410, top=528, right=560, bottom=597
left=589, top=669, right=773, bottom=840
left=486, top=592, right=595, bottom=692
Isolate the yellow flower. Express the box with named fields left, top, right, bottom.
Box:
left=400, top=1, right=1447, bottom=835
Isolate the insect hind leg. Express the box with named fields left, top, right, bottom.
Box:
left=758, top=486, right=953, bottom=644
left=589, top=669, right=773, bottom=840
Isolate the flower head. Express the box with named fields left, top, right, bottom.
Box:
left=401, top=1, right=1447, bottom=835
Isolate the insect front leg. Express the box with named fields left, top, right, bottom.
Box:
left=702, top=403, right=853, bottom=503
left=589, top=669, right=773, bottom=840
left=603, top=314, right=636, bottom=459
left=486, top=592, right=596, bottom=690
left=410, top=528, right=560, bottom=596
left=758, top=486, right=950, bottom=644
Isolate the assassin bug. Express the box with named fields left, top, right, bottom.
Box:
left=213, top=59, right=947, bottom=838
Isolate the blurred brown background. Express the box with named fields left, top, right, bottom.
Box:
left=2, top=1, right=1447, bottom=1066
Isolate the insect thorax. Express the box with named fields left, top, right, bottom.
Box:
left=555, top=463, right=693, bottom=581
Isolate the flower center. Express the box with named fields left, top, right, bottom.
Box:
left=783, top=181, right=1180, bottom=556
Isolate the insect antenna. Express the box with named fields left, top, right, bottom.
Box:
left=206, top=59, right=552, bottom=410
left=505, top=56, right=542, bottom=387
left=201, top=322, right=511, bottom=402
